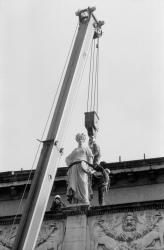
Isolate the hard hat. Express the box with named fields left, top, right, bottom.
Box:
left=105, top=169, right=111, bottom=174
left=55, top=195, right=61, bottom=200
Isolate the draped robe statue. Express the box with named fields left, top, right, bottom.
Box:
left=66, top=133, right=95, bottom=205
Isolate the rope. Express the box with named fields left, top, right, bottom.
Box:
left=7, top=21, right=79, bottom=247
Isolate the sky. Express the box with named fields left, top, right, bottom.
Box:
left=0, top=0, right=164, bottom=172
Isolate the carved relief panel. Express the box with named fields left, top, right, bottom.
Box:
left=36, top=220, right=65, bottom=250
left=88, top=209, right=164, bottom=250
left=0, top=224, right=18, bottom=249
left=0, top=220, right=65, bottom=250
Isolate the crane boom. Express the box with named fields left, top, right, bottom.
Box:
left=13, top=7, right=103, bottom=250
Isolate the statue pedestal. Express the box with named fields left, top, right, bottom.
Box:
left=62, top=205, right=89, bottom=250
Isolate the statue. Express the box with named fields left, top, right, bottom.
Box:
left=65, top=133, right=95, bottom=205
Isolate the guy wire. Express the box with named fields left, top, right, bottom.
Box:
left=7, top=21, right=79, bottom=246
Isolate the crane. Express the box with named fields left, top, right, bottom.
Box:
left=13, top=7, right=104, bottom=250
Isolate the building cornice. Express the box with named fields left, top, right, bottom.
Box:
left=0, top=199, right=164, bottom=225
left=1, top=157, right=164, bottom=185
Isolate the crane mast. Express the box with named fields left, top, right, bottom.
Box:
left=13, top=7, right=103, bottom=250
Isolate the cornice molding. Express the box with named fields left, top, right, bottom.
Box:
left=1, top=157, right=164, bottom=185
left=1, top=200, right=164, bottom=225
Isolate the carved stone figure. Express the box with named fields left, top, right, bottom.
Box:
left=0, top=221, right=65, bottom=250
left=36, top=220, right=65, bottom=250
left=0, top=224, right=18, bottom=249
left=66, top=133, right=95, bottom=204
left=91, top=210, right=164, bottom=250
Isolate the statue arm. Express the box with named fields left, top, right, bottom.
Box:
left=98, top=223, right=116, bottom=240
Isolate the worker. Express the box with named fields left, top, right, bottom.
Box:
left=88, top=136, right=101, bottom=167
left=94, top=165, right=111, bottom=206
left=88, top=136, right=110, bottom=205
left=50, top=195, right=65, bottom=211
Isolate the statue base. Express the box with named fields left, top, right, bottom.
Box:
left=62, top=204, right=88, bottom=250
left=62, top=204, right=89, bottom=216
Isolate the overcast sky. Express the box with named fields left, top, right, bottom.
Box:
left=0, top=0, right=164, bottom=172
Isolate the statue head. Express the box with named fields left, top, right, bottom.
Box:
left=122, top=212, right=137, bottom=232
left=75, top=133, right=86, bottom=146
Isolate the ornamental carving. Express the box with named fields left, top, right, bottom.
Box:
left=90, top=210, right=164, bottom=250
left=0, top=224, right=18, bottom=249
left=35, top=220, right=65, bottom=250
left=0, top=220, right=65, bottom=250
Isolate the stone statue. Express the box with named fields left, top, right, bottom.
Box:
left=65, top=133, right=95, bottom=205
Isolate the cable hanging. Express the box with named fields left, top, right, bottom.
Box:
left=87, top=37, right=100, bottom=114
left=6, top=21, right=79, bottom=247
left=85, top=37, right=100, bottom=139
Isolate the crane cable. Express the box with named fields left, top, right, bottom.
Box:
left=96, top=38, right=100, bottom=114
left=6, top=21, right=79, bottom=248
left=87, top=37, right=100, bottom=114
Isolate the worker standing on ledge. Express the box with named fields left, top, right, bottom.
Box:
left=88, top=136, right=111, bottom=205
left=94, top=166, right=111, bottom=206
left=50, top=195, right=66, bottom=212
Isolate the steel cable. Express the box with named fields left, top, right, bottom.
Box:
left=87, top=39, right=93, bottom=112
left=7, top=21, right=79, bottom=247
left=90, top=39, right=96, bottom=111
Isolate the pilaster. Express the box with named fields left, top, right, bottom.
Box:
left=62, top=205, right=88, bottom=250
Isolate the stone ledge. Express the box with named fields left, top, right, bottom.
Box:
left=0, top=199, right=164, bottom=225
left=1, top=157, right=164, bottom=185
left=88, top=199, right=164, bottom=216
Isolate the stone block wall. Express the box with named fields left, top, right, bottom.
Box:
left=0, top=201, right=164, bottom=250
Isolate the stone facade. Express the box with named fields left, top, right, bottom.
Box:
left=0, top=219, right=65, bottom=249
left=0, top=157, right=164, bottom=249
left=0, top=202, right=164, bottom=250
left=88, top=208, right=164, bottom=250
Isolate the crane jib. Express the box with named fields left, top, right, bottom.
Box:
left=12, top=7, right=104, bottom=250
